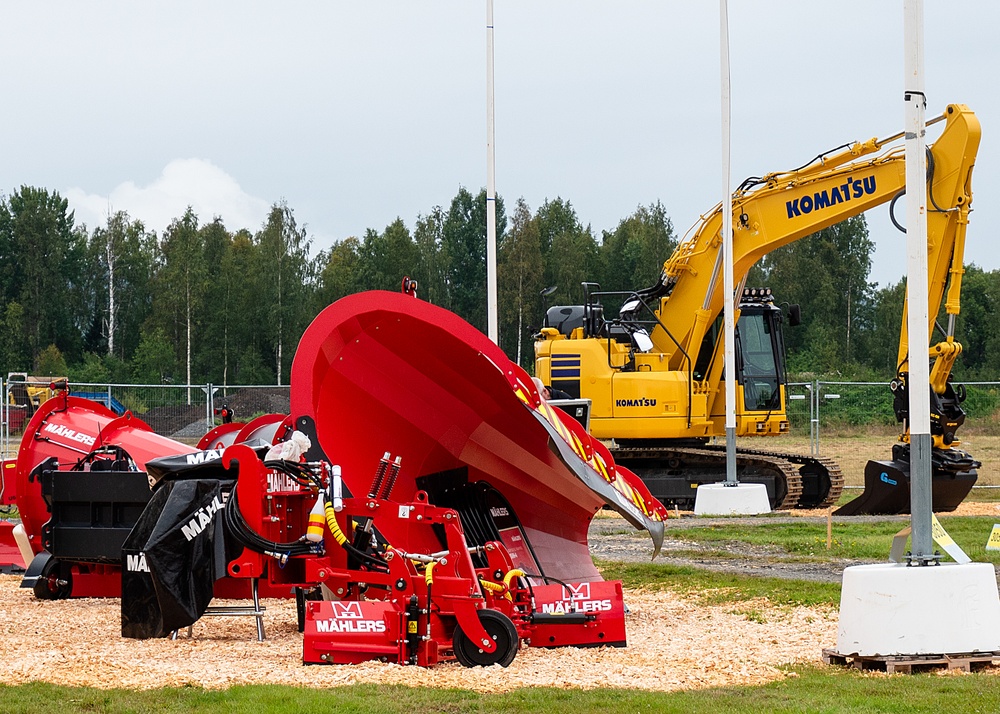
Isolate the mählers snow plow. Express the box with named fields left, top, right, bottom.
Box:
left=266, top=290, right=665, bottom=665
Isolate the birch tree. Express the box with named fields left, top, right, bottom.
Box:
left=154, top=208, right=205, bottom=396
left=498, top=198, right=543, bottom=366
left=255, top=202, right=311, bottom=385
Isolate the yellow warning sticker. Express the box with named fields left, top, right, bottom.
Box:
left=931, top=514, right=971, bottom=564
left=986, top=524, right=1000, bottom=551
left=930, top=514, right=956, bottom=547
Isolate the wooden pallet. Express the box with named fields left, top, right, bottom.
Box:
left=823, top=648, right=1000, bottom=674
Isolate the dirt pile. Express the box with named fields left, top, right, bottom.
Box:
left=133, top=388, right=291, bottom=440
left=210, top=388, right=290, bottom=422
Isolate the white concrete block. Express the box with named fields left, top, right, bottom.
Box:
left=837, top=562, right=1000, bottom=656
left=693, top=482, right=771, bottom=516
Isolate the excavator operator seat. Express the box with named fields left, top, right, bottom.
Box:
left=545, top=305, right=586, bottom=338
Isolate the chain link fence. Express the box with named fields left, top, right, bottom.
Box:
left=767, top=380, right=1000, bottom=488
left=2, top=378, right=291, bottom=453
left=2, top=377, right=997, bottom=487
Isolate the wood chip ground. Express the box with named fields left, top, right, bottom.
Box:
left=0, top=575, right=839, bottom=692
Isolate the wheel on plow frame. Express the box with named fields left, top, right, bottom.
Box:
left=32, top=557, right=72, bottom=600
left=452, top=609, right=519, bottom=668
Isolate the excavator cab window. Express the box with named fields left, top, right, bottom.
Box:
left=737, top=307, right=785, bottom=412
left=693, top=315, right=722, bottom=381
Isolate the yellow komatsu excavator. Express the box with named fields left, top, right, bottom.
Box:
left=535, top=103, right=980, bottom=512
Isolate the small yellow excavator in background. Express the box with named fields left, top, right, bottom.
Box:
left=535, top=103, right=980, bottom=514
left=5, top=373, right=65, bottom=432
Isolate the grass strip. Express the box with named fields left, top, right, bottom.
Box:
left=3, top=667, right=1000, bottom=713
left=665, top=516, right=1000, bottom=564
left=596, top=559, right=842, bottom=607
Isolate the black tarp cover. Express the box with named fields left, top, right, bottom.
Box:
left=144, top=440, right=268, bottom=486
left=121, top=479, right=231, bottom=638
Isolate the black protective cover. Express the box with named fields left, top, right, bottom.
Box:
left=144, top=439, right=269, bottom=486
left=121, top=479, right=231, bottom=638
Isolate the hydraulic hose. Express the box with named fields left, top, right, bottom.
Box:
left=224, top=488, right=319, bottom=562
left=502, top=568, right=525, bottom=600
left=322, top=496, right=388, bottom=571
left=424, top=561, right=435, bottom=644
left=479, top=578, right=505, bottom=594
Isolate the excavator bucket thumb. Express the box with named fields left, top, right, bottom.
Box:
left=834, top=458, right=977, bottom=516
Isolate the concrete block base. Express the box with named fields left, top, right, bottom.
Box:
left=693, top=482, right=771, bottom=516
left=837, top=562, right=1000, bottom=656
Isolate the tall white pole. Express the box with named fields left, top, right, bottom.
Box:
left=720, top=0, right=737, bottom=484
left=486, top=0, right=499, bottom=343
left=903, top=0, right=933, bottom=560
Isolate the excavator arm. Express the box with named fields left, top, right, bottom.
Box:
left=653, top=105, right=979, bottom=395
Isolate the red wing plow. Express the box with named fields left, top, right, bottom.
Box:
left=290, top=290, right=666, bottom=585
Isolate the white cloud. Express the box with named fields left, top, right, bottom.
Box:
left=66, top=159, right=271, bottom=235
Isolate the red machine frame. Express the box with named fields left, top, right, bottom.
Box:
left=224, top=444, right=626, bottom=667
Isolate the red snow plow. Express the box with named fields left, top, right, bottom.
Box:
left=289, top=290, right=666, bottom=584
left=272, top=290, right=667, bottom=666
left=3, top=393, right=199, bottom=595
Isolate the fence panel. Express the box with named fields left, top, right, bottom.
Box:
left=784, top=382, right=813, bottom=437
left=811, top=380, right=1000, bottom=488
left=1, top=381, right=293, bottom=453
left=945, top=382, right=1000, bottom=488
left=816, top=381, right=894, bottom=428
left=103, top=383, right=213, bottom=442
left=209, top=385, right=292, bottom=425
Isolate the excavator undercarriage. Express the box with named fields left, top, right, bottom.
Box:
left=610, top=441, right=844, bottom=511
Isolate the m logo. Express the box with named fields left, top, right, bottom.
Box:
left=330, top=602, right=365, bottom=619
left=562, top=582, right=591, bottom=601
left=540, top=582, right=612, bottom=615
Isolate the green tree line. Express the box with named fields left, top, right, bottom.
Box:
left=1, top=185, right=998, bottom=385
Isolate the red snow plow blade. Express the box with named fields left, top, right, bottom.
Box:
left=290, top=290, right=666, bottom=584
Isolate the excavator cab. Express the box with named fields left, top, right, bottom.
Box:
left=691, top=288, right=791, bottom=417
left=733, top=290, right=787, bottom=414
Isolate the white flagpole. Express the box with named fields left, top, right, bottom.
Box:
left=486, top=0, right=499, bottom=343
left=903, top=0, right=933, bottom=560
left=721, top=0, right=737, bottom=485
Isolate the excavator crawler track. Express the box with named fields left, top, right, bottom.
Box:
left=717, top=447, right=845, bottom=510
left=610, top=444, right=842, bottom=511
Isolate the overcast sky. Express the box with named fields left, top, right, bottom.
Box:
left=2, top=2, right=997, bottom=289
